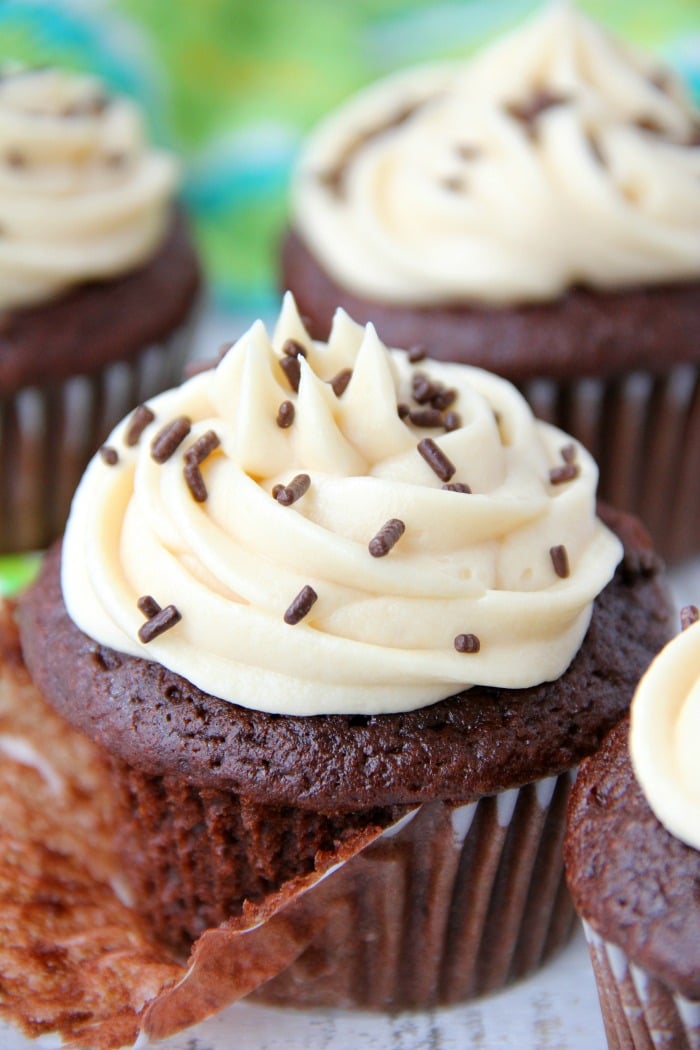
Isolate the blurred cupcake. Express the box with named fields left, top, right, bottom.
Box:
left=17, top=296, right=672, bottom=1009
left=281, top=4, right=700, bottom=563
left=0, top=66, right=202, bottom=553
left=566, top=607, right=700, bottom=1049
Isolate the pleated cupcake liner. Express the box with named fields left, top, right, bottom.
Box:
left=520, top=361, right=700, bottom=564
left=113, top=758, right=578, bottom=1011
left=583, top=921, right=700, bottom=1050
left=0, top=304, right=200, bottom=554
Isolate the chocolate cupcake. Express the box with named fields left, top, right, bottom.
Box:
left=566, top=608, right=700, bottom=1049
left=0, top=66, right=202, bottom=553
left=18, top=296, right=672, bottom=1010
left=281, top=5, right=700, bottom=563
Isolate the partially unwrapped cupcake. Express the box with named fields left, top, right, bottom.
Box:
left=0, top=65, right=201, bottom=552
left=282, top=4, right=700, bottom=562
left=18, top=295, right=671, bottom=1010
left=566, top=607, right=700, bottom=1049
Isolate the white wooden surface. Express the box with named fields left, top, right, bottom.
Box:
left=0, top=927, right=605, bottom=1050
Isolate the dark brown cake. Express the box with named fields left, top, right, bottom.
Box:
left=17, top=505, right=672, bottom=1006
left=0, top=213, right=200, bottom=394
left=282, top=229, right=700, bottom=384
left=566, top=717, right=700, bottom=1047
left=282, top=229, right=700, bottom=564
left=0, top=213, right=201, bottom=552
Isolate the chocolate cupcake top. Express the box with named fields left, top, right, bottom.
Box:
left=61, top=295, right=622, bottom=716
left=0, top=66, right=179, bottom=310
left=291, top=5, right=700, bottom=306
left=566, top=610, right=700, bottom=999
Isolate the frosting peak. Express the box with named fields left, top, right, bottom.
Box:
left=630, top=614, right=700, bottom=851
left=291, top=4, right=700, bottom=305
left=0, top=67, right=179, bottom=310
left=61, top=295, right=622, bottom=715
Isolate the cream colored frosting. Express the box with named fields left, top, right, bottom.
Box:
left=291, top=4, right=700, bottom=305
left=61, top=295, right=622, bottom=716
left=630, top=618, right=700, bottom=851
left=0, top=67, right=179, bottom=310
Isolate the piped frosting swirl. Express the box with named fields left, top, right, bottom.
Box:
left=0, top=67, right=178, bottom=310
left=61, top=295, right=622, bottom=715
left=291, top=4, right=700, bottom=305
left=630, top=612, right=700, bottom=851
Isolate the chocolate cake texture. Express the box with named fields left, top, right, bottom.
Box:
left=17, top=505, right=672, bottom=984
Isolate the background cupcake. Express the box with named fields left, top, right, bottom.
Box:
left=566, top=608, right=700, bottom=1049
left=18, top=297, right=672, bottom=1010
left=281, top=4, right=700, bottom=564
left=0, top=66, right=201, bottom=553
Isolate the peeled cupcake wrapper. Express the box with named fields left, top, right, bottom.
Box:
left=0, top=301, right=200, bottom=554
left=582, top=921, right=700, bottom=1050
left=0, top=600, right=578, bottom=1048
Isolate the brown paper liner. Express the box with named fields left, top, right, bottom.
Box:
left=0, top=601, right=577, bottom=1047
left=0, top=306, right=199, bottom=554
left=111, top=749, right=577, bottom=1011
left=583, top=921, right=700, bottom=1050
left=520, top=362, right=700, bottom=564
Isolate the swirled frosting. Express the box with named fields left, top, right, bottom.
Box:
left=0, top=67, right=179, bottom=310
left=630, top=616, right=700, bottom=851
left=291, top=4, right=700, bottom=305
left=61, top=294, right=622, bottom=715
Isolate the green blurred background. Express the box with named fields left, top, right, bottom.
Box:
left=1, top=0, right=699, bottom=314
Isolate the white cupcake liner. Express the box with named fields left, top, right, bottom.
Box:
left=583, top=920, right=700, bottom=1049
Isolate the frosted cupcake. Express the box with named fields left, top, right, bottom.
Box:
left=0, top=66, right=201, bottom=553
left=19, top=296, right=671, bottom=1009
left=282, top=4, right=700, bottom=562
left=566, top=607, right=700, bottom=1049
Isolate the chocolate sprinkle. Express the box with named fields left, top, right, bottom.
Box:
left=681, top=605, right=699, bottom=631
left=275, top=473, right=311, bottom=506
left=368, top=518, right=406, bottom=558
left=407, top=345, right=427, bottom=363
left=125, top=404, right=155, bottom=447
left=432, top=388, right=457, bottom=411
left=276, top=400, right=295, bottom=428
left=280, top=354, right=301, bottom=393
left=184, top=463, right=207, bottom=503
left=138, top=604, right=182, bottom=644
left=443, top=411, right=461, bottom=432
left=454, top=143, right=481, bottom=161
left=561, top=443, right=577, bottom=464
left=410, top=407, right=444, bottom=428
left=397, top=403, right=411, bottom=420
left=441, top=175, right=465, bottom=193
left=282, top=339, right=307, bottom=359
left=99, top=445, right=118, bottom=466
left=137, top=595, right=161, bottom=618
left=550, top=544, right=570, bottom=579
left=185, top=430, right=221, bottom=467
left=549, top=463, right=580, bottom=485
left=151, top=416, right=192, bottom=464
left=5, top=149, right=27, bottom=169
left=330, top=368, right=353, bottom=397
left=506, top=90, right=569, bottom=132
left=417, top=438, right=456, bottom=482
left=442, top=482, right=471, bottom=493
left=454, top=633, right=480, bottom=653
left=412, top=373, right=441, bottom=405
left=284, top=585, right=318, bottom=625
